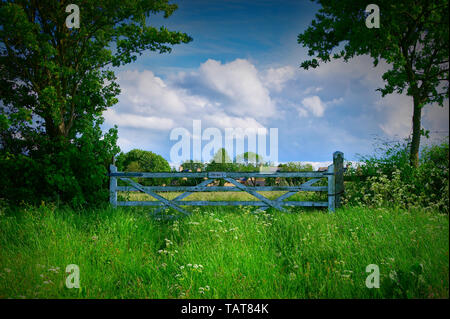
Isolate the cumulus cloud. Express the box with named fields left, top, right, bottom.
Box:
left=118, top=70, right=188, bottom=116
left=203, top=112, right=266, bottom=131
left=198, top=59, right=277, bottom=118
left=104, top=59, right=277, bottom=145
left=299, top=96, right=326, bottom=117
left=302, top=86, right=323, bottom=95
left=104, top=109, right=175, bottom=130
left=262, top=66, right=296, bottom=92
left=102, top=54, right=447, bottom=161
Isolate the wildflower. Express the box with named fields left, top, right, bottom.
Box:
left=4, top=268, right=11, bottom=273
left=180, top=265, right=185, bottom=270
left=389, top=270, right=398, bottom=282
left=48, top=267, right=60, bottom=273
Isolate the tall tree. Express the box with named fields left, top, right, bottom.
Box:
left=212, top=148, right=232, bottom=164
left=235, top=152, right=263, bottom=164
left=0, top=0, right=191, bottom=205
left=298, top=0, right=449, bottom=167
left=0, top=0, right=192, bottom=144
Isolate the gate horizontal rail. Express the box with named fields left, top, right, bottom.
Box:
left=109, top=151, right=344, bottom=216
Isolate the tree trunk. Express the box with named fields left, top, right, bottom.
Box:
left=409, top=96, right=422, bottom=168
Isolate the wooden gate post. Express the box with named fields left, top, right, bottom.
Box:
left=110, top=164, right=117, bottom=208
left=327, top=164, right=335, bottom=212
left=333, top=151, right=344, bottom=209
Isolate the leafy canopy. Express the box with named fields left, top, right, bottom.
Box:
left=0, top=1, right=191, bottom=205
left=298, top=0, right=448, bottom=104
left=298, top=0, right=448, bottom=167
left=0, top=0, right=192, bottom=141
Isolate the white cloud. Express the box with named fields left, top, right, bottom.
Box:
left=300, top=96, right=326, bottom=117
left=118, top=70, right=188, bottom=116
left=104, top=109, right=175, bottom=130
left=375, top=94, right=413, bottom=138
left=102, top=54, right=447, bottom=161
left=105, top=60, right=276, bottom=135
left=198, top=59, right=276, bottom=118
left=297, top=107, right=309, bottom=118
left=262, top=66, right=296, bottom=92
left=302, top=86, right=323, bottom=95
left=203, top=112, right=266, bottom=131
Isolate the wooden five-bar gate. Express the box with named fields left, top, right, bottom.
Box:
left=109, top=151, right=344, bottom=217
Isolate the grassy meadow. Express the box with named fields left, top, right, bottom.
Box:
left=0, top=194, right=448, bottom=299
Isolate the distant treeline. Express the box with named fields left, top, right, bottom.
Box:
left=116, top=148, right=316, bottom=187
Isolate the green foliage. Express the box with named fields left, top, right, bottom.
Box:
left=211, top=148, right=232, bottom=164
left=0, top=0, right=192, bottom=141
left=0, top=120, right=120, bottom=207
left=298, top=0, right=449, bottom=166
left=235, top=152, right=263, bottom=164
left=343, top=139, right=449, bottom=212
left=116, top=149, right=171, bottom=186
left=276, top=162, right=314, bottom=186
left=0, top=0, right=191, bottom=206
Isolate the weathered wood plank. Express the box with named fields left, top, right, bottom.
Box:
left=300, top=178, right=320, bottom=187
left=172, top=179, right=214, bottom=201
left=327, top=164, right=335, bottom=212
left=116, top=185, right=327, bottom=192
left=109, top=164, right=117, bottom=208
left=121, top=178, right=191, bottom=216
left=333, top=151, right=344, bottom=209
left=276, top=191, right=298, bottom=202
left=224, top=177, right=286, bottom=211
left=116, top=200, right=328, bottom=207
left=110, top=171, right=326, bottom=178
left=108, top=152, right=342, bottom=213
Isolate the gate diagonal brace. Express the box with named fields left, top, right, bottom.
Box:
left=301, top=178, right=321, bottom=187
left=274, top=179, right=322, bottom=202
left=120, top=178, right=191, bottom=216
left=152, top=179, right=214, bottom=215
left=224, top=177, right=287, bottom=212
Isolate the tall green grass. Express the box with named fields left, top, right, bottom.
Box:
left=0, top=204, right=448, bottom=298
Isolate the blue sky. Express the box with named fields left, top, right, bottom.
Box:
left=102, top=0, right=449, bottom=166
